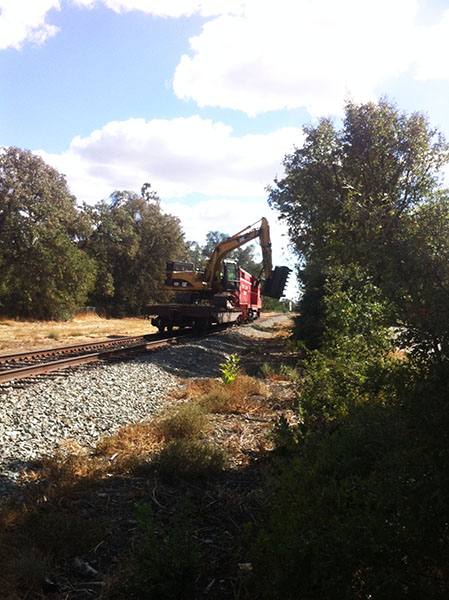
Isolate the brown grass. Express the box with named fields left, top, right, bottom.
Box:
left=95, top=421, right=164, bottom=460
left=0, top=314, right=157, bottom=354
left=199, top=374, right=269, bottom=414
left=173, top=377, right=218, bottom=400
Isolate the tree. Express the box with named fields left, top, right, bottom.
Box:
left=83, top=187, right=185, bottom=316
left=269, top=99, right=449, bottom=352
left=0, top=147, right=96, bottom=319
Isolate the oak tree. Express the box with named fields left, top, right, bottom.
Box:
left=0, top=147, right=96, bottom=319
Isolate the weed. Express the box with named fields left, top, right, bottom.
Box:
left=200, top=374, right=268, bottom=414
left=47, top=330, right=60, bottom=340
left=219, top=353, right=240, bottom=384
left=260, top=362, right=298, bottom=381
left=259, top=362, right=275, bottom=378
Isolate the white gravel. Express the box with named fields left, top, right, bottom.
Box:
left=0, top=315, right=290, bottom=495
left=0, top=358, right=177, bottom=493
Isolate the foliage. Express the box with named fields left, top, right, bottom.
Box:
left=83, top=186, right=185, bottom=316
left=297, top=263, right=394, bottom=421
left=219, top=353, right=241, bottom=384
left=0, top=147, right=96, bottom=319
left=155, top=403, right=207, bottom=441
left=158, top=438, right=227, bottom=478
left=249, top=361, right=449, bottom=599
left=261, top=295, right=289, bottom=312
left=246, top=99, right=449, bottom=598
left=269, top=98, right=449, bottom=352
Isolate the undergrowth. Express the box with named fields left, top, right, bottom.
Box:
left=0, top=355, right=277, bottom=597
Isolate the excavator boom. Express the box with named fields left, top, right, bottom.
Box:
left=204, top=217, right=272, bottom=286
left=164, top=217, right=289, bottom=300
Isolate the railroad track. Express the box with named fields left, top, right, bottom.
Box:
left=0, top=330, right=194, bottom=385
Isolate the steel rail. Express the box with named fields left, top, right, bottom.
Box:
left=0, top=333, right=163, bottom=365
left=0, top=334, right=189, bottom=385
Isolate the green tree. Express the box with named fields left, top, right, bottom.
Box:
left=269, top=99, right=449, bottom=352
left=0, top=147, right=96, bottom=319
left=84, top=186, right=185, bottom=316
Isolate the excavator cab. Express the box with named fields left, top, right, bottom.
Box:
left=222, top=260, right=238, bottom=291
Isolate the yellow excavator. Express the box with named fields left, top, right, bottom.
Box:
left=165, top=217, right=289, bottom=304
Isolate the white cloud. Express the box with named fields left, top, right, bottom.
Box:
left=72, top=0, right=243, bottom=17
left=414, top=8, right=449, bottom=80
left=36, top=115, right=303, bottom=204
left=173, top=0, right=421, bottom=116
left=0, top=0, right=60, bottom=50
left=36, top=115, right=300, bottom=297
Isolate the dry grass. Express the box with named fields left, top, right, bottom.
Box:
left=173, top=377, right=218, bottom=400
left=0, top=314, right=157, bottom=354
left=95, top=421, right=164, bottom=460
left=199, top=374, right=269, bottom=414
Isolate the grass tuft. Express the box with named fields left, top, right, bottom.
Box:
left=200, top=374, right=268, bottom=414
left=158, top=439, right=227, bottom=478
left=155, top=403, right=207, bottom=441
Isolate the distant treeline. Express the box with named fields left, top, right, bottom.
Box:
left=0, top=147, right=279, bottom=320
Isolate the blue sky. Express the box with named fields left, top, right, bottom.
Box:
left=2, top=0, right=449, bottom=298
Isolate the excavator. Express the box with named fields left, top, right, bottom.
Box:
left=165, top=217, right=289, bottom=303
left=147, top=217, right=290, bottom=332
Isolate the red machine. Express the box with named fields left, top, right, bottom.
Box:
left=146, top=218, right=289, bottom=332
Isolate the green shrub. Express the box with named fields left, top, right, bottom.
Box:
left=158, top=439, right=227, bottom=479
left=248, top=355, right=449, bottom=599
left=156, top=402, right=207, bottom=441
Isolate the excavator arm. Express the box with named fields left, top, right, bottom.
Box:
left=204, top=217, right=272, bottom=287
left=165, top=216, right=289, bottom=300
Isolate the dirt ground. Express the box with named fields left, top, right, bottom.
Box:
left=0, top=313, right=158, bottom=354
left=0, top=312, right=284, bottom=355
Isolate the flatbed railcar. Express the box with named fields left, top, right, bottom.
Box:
left=147, top=265, right=262, bottom=333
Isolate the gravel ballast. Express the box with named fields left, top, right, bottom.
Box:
left=0, top=315, right=289, bottom=495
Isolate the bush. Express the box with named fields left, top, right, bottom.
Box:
left=249, top=365, right=449, bottom=598
left=158, top=439, right=227, bottom=478
left=155, top=403, right=207, bottom=441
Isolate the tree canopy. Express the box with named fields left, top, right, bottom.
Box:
left=0, top=150, right=186, bottom=320
left=83, top=187, right=185, bottom=317
left=269, top=98, right=449, bottom=353
left=0, top=147, right=96, bottom=319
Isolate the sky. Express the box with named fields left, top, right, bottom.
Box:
left=2, top=0, right=449, bottom=299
